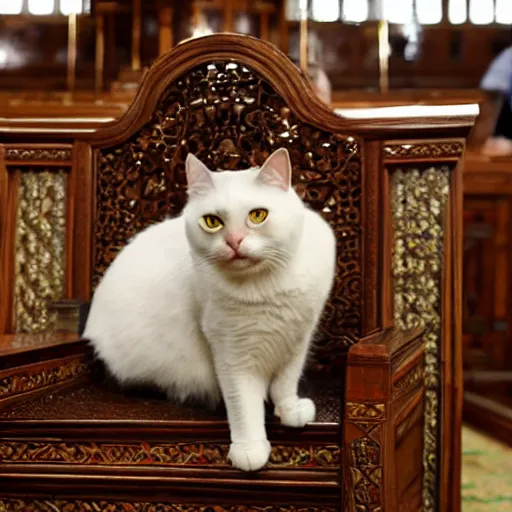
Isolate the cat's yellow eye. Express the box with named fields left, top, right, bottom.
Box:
left=248, top=209, right=268, bottom=225
left=199, top=214, right=224, bottom=233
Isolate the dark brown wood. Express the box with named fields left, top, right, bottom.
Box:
left=344, top=328, right=425, bottom=512
left=464, top=391, right=512, bottom=448
left=381, top=166, right=393, bottom=329
left=361, top=140, right=381, bottom=336
left=77, top=34, right=475, bottom=147
left=71, top=141, right=94, bottom=302
left=0, top=151, right=19, bottom=335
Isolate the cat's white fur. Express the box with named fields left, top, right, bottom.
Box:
left=84, top=148, right=336, bottom=472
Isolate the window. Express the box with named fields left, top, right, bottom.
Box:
left=0, top=0, right=90, bottom=15
left=0, top=0, right=23, bottom=14
left=60, top=0, right=83, bottom=15
left=312, top=0, right=340, bottom=22
left=342, top=0, right=369, bottom=23
left=448, top=0, right=468, bottom=24
left=383, top=0, right=413, bottom=24
left=416, top=0, right=442, bottom=24
left=28, top=0, right=54, bottom=15
left=495, top=0, right=512, bottom=24
left=469, top=0, right=494, bottom=25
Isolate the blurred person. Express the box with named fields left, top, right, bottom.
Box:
left=479, top=32, right=512, bottom=156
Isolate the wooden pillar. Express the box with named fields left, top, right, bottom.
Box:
left=66, top=13, right=77, bottom=93
left=377, top=19, right=389, bottom=92
left=442, top=0, right=449, bottom=22
left=299, top=0, right=308, bottom=73
left=260, top=11, right=269, bottom=40
left=132, top=0, right=141, bottom=71
left=159, top=6, right=173, bottom=54
left=224, top=0, right=234, bottom=32
left=279, top=0, right=289, bottom=54
left=95, top=13, right=105, bottom=95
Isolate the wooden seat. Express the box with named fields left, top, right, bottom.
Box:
left=0, top=34, right=475, bottom=512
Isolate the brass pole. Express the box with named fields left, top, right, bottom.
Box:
left=377, top=19, right=389, bottom=93
left=279, top=0, right=288, bottom=54
left=159, top=6, right=173, bottom=54
left=95, top=13, right=105, bottom=96
left=224, top=0, right=234, bottom=32
left=299, top=0, right=308, bottom=73
left=260, top=11, right=269, bottom=41
left=67, top=13, right=77, bottom=93
left=132, top=0, right=141, bottom=71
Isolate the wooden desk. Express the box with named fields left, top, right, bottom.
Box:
left=463, top=150, right=512, bottom=446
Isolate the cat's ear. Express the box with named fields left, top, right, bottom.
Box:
left=185, top=153, right=214, bottom=197
left=256, top=148, right=292, bottom=191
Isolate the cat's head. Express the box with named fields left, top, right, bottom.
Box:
left=183, top=148, right=305, bottom=276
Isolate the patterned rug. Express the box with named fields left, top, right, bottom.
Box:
left=462, top=425, right=512, bottom=511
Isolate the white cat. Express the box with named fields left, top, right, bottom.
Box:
left=84, top=148, right=336, bottom=472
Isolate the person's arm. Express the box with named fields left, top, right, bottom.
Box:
left=469, top=48, right=512, bottom=148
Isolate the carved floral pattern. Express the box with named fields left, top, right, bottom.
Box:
left=5, top=148, right=72, bottom=162
left=383, top=141, right=464, bottom=160
left=346, top=402, right=385, bottom=420
left=390, top=166, right=450, bottom=512
left=13, top=170, right=67, bottom=333
left=347, top=402, right=385, bottom=511
left=0, top=501, right=336, bottom=512
left=0, top=358, right=89, bottom=400
left=392, top=362, right=424, bottom=398
left=0, top=441, right=340, bottom=468
left=95, top=61, right=362, bottom=364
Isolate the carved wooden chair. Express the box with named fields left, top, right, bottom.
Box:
left=0, top=35, right=474, bottom=512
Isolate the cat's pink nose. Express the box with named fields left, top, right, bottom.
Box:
left=225, top=233, right=244, bottom=250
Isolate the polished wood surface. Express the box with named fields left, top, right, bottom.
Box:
left=0, top=34, right=474, bottom=512
left=462, top=150, right=512, bottom=448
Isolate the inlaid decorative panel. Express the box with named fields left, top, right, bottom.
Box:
left=390, top=166, right=450, bottom=512
left=13, top=170, right=67, bottom=333
left=0, top=356, right=89, bottom=402
left=0, top=440, right=340, bottom=468
left=0, top=501, right=336, bottom=512
left=346, top=401, right=385, bottom=512
left=95, top=61, right=362, bottom=363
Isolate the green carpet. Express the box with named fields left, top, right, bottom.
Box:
left=462, top=425, right=512, bottom=511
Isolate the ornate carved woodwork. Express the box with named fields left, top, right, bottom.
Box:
left=0, top=440, right=340, bottom=469
left=344, top=329, right=425, bottom=512
left=0, top=34, right=474, bottom=512
left=0, top=501, right=337, bottom=512
left=94, top=59, right=362, bottom=365
left=4, top=148, right=72, bottom=163
left=383, top=141, right=465, bottom=161
left=390, top=166, right=451, bottom=512
left=13, top=170, right=68, bottom=333
left=0, top=355, right=89, bottom=404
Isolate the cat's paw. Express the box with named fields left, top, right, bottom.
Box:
left=228, top=439, right=271, bottom=472
left=275, top=397, right=316, bottom=428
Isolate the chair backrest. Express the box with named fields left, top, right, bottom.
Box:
left=91, top=35, right=364, bottom=366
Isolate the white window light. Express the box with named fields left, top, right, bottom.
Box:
left=28, top=0, right=55, bottom=15
left=0, top=0, right=23, bottom=14
left=312, top=0, right=340, bottom=22
left=60, top=0, right=83, bottom=15
left=343, top=0, right=369, bottom=23
left=495, top=0, right=512, bottom=24
left=449, top=0, right=468, bottom=24
left=416, top=0, right=442, bottom=24
left=469, top=0, right=494, bottom=25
